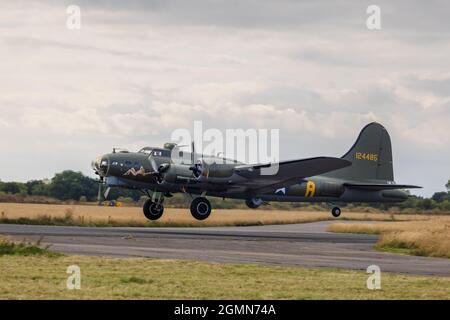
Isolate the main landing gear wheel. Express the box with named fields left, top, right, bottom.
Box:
left=331, top=206, right=341, bottom=218
left=143, top=199, right=164, bottom=220
left=245, top=198, right=262, bottom=209
left=190, top=197, right=212, bottom=220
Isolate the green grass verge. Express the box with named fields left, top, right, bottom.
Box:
left=0, top=255, right=449, bottom=299
left=375, top=245, right=417, bottom=256
left=0, top=238, right=60, bottom=257
left=330, top=228, right=384, bottom=235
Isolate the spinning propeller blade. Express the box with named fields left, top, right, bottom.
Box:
left=104, top=187, right=111, bottom=200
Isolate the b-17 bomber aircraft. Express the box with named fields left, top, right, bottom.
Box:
left=92, top=123, right=420, bottom=220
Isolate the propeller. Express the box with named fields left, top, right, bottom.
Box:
left=97, top=182, right=102, bottom=204
left=104, top=186, right=111, bottom=200
left=149, top=157, right=159, bottom=174
left=189, top=141, right=203, bottom=178
left=149, top=156, right=170, bottom=183
left=96, top=179, right=111, bottom=204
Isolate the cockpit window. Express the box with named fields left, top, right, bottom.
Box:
left=138, top=147, right=153, bottom=154
left=139, top=147, right=171, bottom=157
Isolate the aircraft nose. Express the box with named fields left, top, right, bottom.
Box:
left=92, top=155, right=109, bottom=176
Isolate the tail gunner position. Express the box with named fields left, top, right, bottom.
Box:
left=92, top=123, right=420, bottom=221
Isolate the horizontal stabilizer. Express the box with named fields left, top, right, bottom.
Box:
left=344, top=183, right=422, bottom=191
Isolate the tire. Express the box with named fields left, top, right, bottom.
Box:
left=190, top=197, right=212, bottom=220
left=331, top=206, right=341, bottom=218
left=245, top=198, right=262, bottom=209
left=143, top=199, right=164, bottom=220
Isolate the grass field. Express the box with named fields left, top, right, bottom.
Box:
left=327, top=217, right=450, bottom=259
left=0, top=203, right=430, bottom=227
left=1, top=209, right=449, bottom=300
left=1, top=253, right=449, bottom=299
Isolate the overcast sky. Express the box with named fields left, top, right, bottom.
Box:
left=0, top=0, right=449, bottom=196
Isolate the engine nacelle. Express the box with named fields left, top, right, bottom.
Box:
left=158, top=163, right=236, bottom=184
left=195, top=163, right=235, bottom=179
left=159, top=164, right=195, bottom=183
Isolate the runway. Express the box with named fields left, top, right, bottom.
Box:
left=1, top=221, right=450, bottom=276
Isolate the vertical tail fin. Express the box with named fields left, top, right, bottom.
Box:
left=325, top=122, right=394, bottom=182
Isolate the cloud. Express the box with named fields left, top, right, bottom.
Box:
left=405, top=75, right=450, bottom=97
left=0, top=1, right=449, bottom=196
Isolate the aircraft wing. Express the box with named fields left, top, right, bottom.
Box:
left=343, top=183, right=422, bottom=191
left=232, top=157, right=351, bottom=193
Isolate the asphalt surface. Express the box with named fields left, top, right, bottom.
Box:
left=1, top=221, right=450, bottom=276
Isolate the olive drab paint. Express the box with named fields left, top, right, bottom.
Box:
left=92, top=122, right=421, bottom=221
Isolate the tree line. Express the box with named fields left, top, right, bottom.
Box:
left=0, top=170, right=142, bottom=202
left=0, top=170, right=449, bottom=211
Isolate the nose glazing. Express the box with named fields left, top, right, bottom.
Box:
left=92, top=156, right=109, bottom=176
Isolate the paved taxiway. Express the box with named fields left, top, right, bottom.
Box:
left=1, top=221, right=449, bottom=276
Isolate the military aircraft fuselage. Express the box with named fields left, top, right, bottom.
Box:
left=92, top=123, right=419, bottom=220
left=93, top=148, right=408, bottom=205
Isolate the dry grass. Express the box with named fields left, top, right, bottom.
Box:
left=0, top=203, right=430, bottom=227
left=327, top=217, right=450, bottom=258
left=0, top=255, right=449, bottom=299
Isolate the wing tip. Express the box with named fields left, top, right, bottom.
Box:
left=403, top=185, right=422, bottom=189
